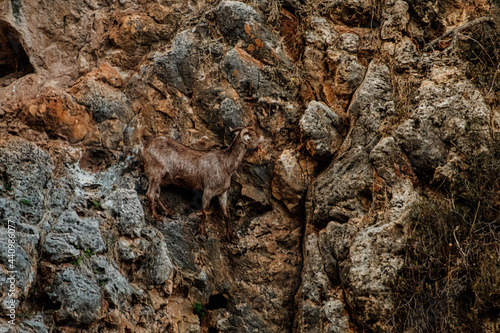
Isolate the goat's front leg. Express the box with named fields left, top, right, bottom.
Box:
left=146, top=179, right=161, bottom=221
left=218, top=191, right=236, bottom=241
left=200, top=191, right=212, bottom=236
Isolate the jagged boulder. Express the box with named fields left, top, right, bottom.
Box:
left=272, top=149, right=316, bottom=213
left=91, top=256, right=134, bottom=310
left=310, top=62, right=394, bottom=227
left=48, top=268, right=102, bottom=326
left=300, top=101, right=345, bottom=161
left=216, top=1, right=280, bottom=65
left=153, top=31, right=199, bottom=96
left=0, top=140, right=53, bottom=224
left=102, top=188, right=145, bottom=237
left=42, top=211, right=106, bottom=263
left=395, top=67, right=491, bottom=183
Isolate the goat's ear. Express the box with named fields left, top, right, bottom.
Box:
left=241, top=128, right=251, bottom=143
left=243, top=133, right=251, bottom=144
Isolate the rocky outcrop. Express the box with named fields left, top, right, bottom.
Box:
left=0, top=0, right=499, bottom=332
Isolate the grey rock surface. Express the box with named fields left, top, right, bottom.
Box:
left=395, top=70, right=491, bottom=181
left=154, top=31, right=199, bottom=96
left=48, top=268, right=102, bottom=326
left=42, top=210, right=106, bottom=263
left=0, top=0, right=497, bottom=331
left=222, top=48, right=261, bottom=97
left=0, top=140, right=53, bottom=224
left=311, top=62, right=394, bottom=227
left=102, top=188, right=145, bottom=237
left=18, top=315, right=49, bottom=333
left=220, top=98, right=246, bottom=131
left=91, top=256, right=133, bottom=309
left=300, top=101, right=345, bottom=160
left=72, top=78, right=134, bottom=124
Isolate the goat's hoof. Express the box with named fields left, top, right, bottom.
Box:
left=226, top=233, right=238, bottom=243
left=196, top=233, right=207, bottom=241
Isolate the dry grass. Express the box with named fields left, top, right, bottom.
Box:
left=391, top=70, right=420, bottom=117
left=456, top=9, right=500, bottom=96
left=391, top=142, right=500, bottom=332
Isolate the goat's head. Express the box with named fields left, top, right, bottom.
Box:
left=231, top=127, right=263, bottom=150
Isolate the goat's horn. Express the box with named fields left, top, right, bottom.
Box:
left=230, top=127, right=245, bottom=134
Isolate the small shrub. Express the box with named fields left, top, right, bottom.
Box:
left=17, top=311, right=34, bottom=319
left=3, top=181, right=12, bottom=191
left=71, top=256, right=82, bottom=266
left=193, top=301, right=207, bottom=319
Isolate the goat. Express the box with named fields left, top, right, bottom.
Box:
left=141, top=127, right=263, bottom=239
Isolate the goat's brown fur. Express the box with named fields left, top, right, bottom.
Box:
left=141, top=127, right=262, bottom=239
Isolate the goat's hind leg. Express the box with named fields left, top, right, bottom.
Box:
left=155, top=185, right=174, bottom=216
left=200, top=191, right=212, bottom=236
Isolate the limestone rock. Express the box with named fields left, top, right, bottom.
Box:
left=395, top=67, right=491, bottom=182
left=272, top=149, right=316, bottom=213
left=148, top=239, right=175, bottom=286
left=340, top=33, right=361, bottom=54
left=116, top=237, right=151, bottom=262
left=46, top=179, right=73, bottom=210
left=329, top=55, right=367, bottom=97
left=48, top=268, right=102, bottom=326
left=110, top=15, right=173, bottom=54
left=0, top=0, right=497, bottom=331
left=326, top=0, right=376, bottom=26
left=22, top=89, right=95, bottom=143
left=370, top=136, right=414, bottom=186
left=0, top=227, right=35, bottom=298
left=91, top=256, right=133, bottom=310
left=394, top=36, right=419, bottom=72
left=303, top=46, right=325, bottom=93
left=347, top=62, right=395, bottom=123
left=216, top=1, right=264, bottom=44
left=310, top=62, right=394, bottom=229
left=18, top=315, right=49, bottom=333
left=381, top=0, right=409, bottom=41
left=216, top=1, right=281, bottom=65
left=341, top=180, right=419, bottom=331
left=220, top=98, right=246, bottom=131
left=70, top=77, right=134, bottom=124
left=222, top=47, right=262, bottom=97
left=42, top=210, right=106, bottom=263
left=322, top=300, right=350, bottom=333
left=0, top=140, right=53, bottom=224
left=153, top=31, right=199, bottom=96
left=102, top=188, right=145, bottom=237
left=300, top=101, right=345, bottom=161
left=304, top=17, right=339, bottom=47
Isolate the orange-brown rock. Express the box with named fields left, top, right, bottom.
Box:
left=21, top=89, right=96, bottom=143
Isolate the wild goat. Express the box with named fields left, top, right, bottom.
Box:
left=141, top=127, right=263, bottom=239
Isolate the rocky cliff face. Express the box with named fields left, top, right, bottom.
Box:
left=0, top=0, right=498, bottom=332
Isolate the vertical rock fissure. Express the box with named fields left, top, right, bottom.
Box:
left=289, top=203, right=307, bottom=333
